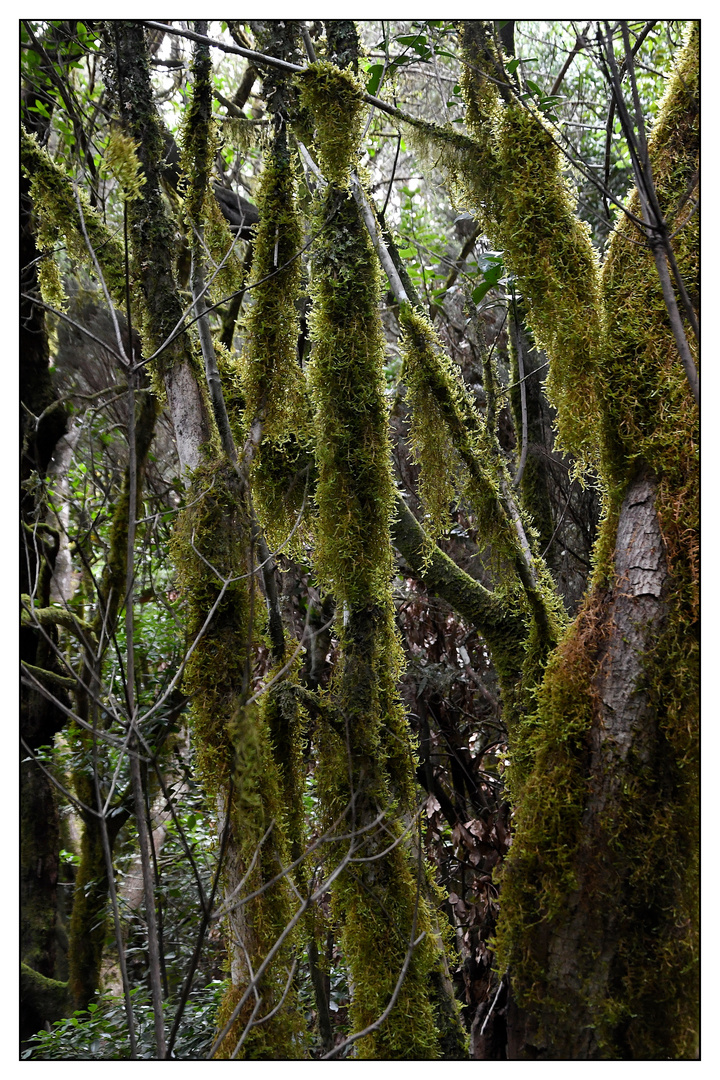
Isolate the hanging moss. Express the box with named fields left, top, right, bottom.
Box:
left=242, top=144, right=304, bottom=436
left=241, top=136, right=313, bottom=552
left=213, top=697, right=306, bottom=1060
left=398, top=306, right=470, bottom=536
left=405, top=26, right=607, bottom=474
left=170, top=456, right=253, bottom=795
left=202, top=194, right=248, bottom=305
left=179, top=34, right=245, bottom=307
left=21, top=128, right=127, bottom=305
left=101, top=127, right=147, bottom=204
left=296, top=61, right=366, bottom=188
left=307, top=189, right=396, bottom=608
left=102, top=23, right=208, bottom=404
left=493, top=105, right=606, bottom=471
left=172, top=453, right=306, bottom=1058
left=213, top=339, right=246, bottom=437
left=398, top=303, right=564, bottom=684
left=399, top=304, right=509, bottom=549
left=261, top=658, right=309, bottom=868
left=506, top=327, right=555, bottom=558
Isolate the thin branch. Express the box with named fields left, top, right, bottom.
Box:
left=511, top=299, right=529, bottom=489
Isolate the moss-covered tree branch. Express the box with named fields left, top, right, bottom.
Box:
left=391, top=492, right=525, bottom=689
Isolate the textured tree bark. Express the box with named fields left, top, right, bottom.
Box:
left=507, top=470, right=673, bottom=1059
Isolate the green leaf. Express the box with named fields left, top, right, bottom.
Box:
left=366, top=63, right=384, bottom=97
left=472, top=283, right=492, bottom=304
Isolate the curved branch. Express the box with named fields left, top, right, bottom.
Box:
left=391, top=492, right=525, bottom=679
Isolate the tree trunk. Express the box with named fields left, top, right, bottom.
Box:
left=503, top=470, right=696, bottom=1058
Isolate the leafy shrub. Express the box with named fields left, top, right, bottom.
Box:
left=24, top=981, right=226, bottom=1060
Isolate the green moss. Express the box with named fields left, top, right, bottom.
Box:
left=398, top=306, right=471, bottom=537
left=21, top=128, right=127, bottom=304
left=210, top=684, right=307, bottom=1058
left=296, top=61, right=366, bottom=188
left=398, top=304, right=514, bottom=554
left=261, top=658, right=308, bottom=868
left=307, top=189, right=396, bottom=608
left=406, top=27, right=607, bottom=475
left=492, top=104, right=606, bottom=471
left=105, top=24, right=207, bottom=398
left=66, top=811, right=108, bottom=1010
left=333, top=848, right=444, bottom=1059
left=101, top=127, right=147, bottom=203
left=507, top=318, right=555, bottom=554
left=171, top=456, right=253, bottom=795
left=241, top=136, right=313, bottom=552
left=21, top=963, right=70, bottom=1026
left=494, top=589, right=602, bottom=932
left=179, top=34, right=245, bottom=307
left=215, top=702, right=305, bottom=1059
left=306, top=146, right=464, bottom=1052
left=180, top=33, right=214, bottom=225
left=172, top=454, right=306, bottom=1058
left=202, top=194, right=248, bottom=305
left=398, top=303, right=564, bottom=687
left=600, top=25, right=698, bottom=494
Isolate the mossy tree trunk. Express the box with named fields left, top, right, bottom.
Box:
left=302, top=59, right=467, bottom=1046
left=20, top=43, right=72, bottom=1037
left=449, top=20, right=699, bottom=1059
